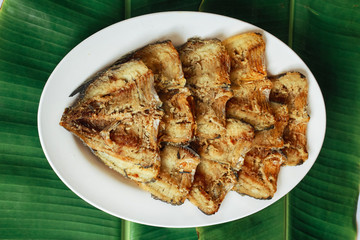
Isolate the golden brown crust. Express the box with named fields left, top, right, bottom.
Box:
left=138, top=145, right=200, bottom=205
left=60, top=60, right=163, bottom=182
left=179, top=38, right=232, bottom=139
left=252, top=102, right=289, bottom=149
left=270, top=72, right=309, bottom=120
left=133, top=40, right=186, bottom=90
left=223, top=33, right=274, bottom=131
left=222, top=32, right=267, bottom=82
left=179, top=38, right=240, bottom=214
left=134, top=41, right=195, bottom=144
left=269, top=72, right=309, bottom=165
left=193, top=118, right=254, bottom=170
left=157, top=88, right=195, bottom=143
left=179, top=38, right=231, bottom=89
left=188, top=159, right=236, bottom=215
left=282, top=119, right=309, bottom=165
left=226, top=79, right=275, bottom=130
left=233, top=148, right=284, bottom=199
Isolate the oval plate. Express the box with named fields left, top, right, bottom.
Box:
left=38, top=12, right=326, bottom=228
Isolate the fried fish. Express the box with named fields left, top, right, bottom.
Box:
left=188, top=159, right=236, bottom=215
left=223, top=33, right=275, bottom=130
left=179, top=38, right=246, bottom=214
left=133, top=40, right=195, bottom=144
left=179, top=38, right=232, bottom=139
left=269, top=72, right=310, bottom=165
left=222, top=32, right=267, bottom=83
left=193, top=118, right=254, bottom=170
left=60, top=60, right=163, bottom=182
left=138, top=145, right=200, bottom=205
left=233, top=148, right=285, bottom=199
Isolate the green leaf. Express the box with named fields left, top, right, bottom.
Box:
left=199, top=0, right=291, bottom=43
left=197, top=198, right=286, bottom=240
left=129, top=0, right=202, bottom=18
left=124, top=221, right=198, bottom=240
left=1, top=0, right=359, bottom=239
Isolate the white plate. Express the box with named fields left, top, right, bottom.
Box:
left=38, top=12, right=326, bottom=228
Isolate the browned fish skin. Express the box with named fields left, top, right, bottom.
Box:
left=232, top=103, right=289, bottom=199
left=138, top=145, right=200, bottom=205
left=134, top=40, right=195, bottom=144
left=133, top=41, right=200, bottom=204
left=269, top=72, right=309, bottom=165
left=188, top=159, right=236, bottom=215
left=223, top=33, right=275, bottom=131
left=194, top=118, right=254, bottom=170
left=226, top=79, right=275, bottom=130
left=179, top=38, right=232, bottom=139
left=223, top=33, right=287, bottom=200
left=222, top=32, right=267, bottom=82
left=252, top=102, right=289, bottom=149
left=233, top=148, right=285, bottom=199
left=179, top=38, right=253, bottom=214
left=60, top=60, right=163, bottom=183
left=180, top=38, right=231, bottom=89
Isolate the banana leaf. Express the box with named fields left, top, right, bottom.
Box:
left=0, top=0, right=358, bottom=239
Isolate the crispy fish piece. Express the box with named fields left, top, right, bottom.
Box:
left=233, top=103, right=288, bottom=199
left=252, top=102, right=289, bottom=149
left=270, top=72, right=309, bottom=120
left=194, top=118, right=254, bottom=170
left=226, top=79, right=275, bottom=130
left=133, top=40, right=186, bottom=90
left=194, top=88, right=233, bottom=139
left=223, top=33, right=274, bottom=130
left=179, top=38, right=232, bottom=139
left=179, top=38, right=231, bottom=89
left=180, top=38, right=238, bottom=214
left=222, top=32, right=267, bottom=82
left=134, top=41, right=195, bottom=144
left=188, top=159, right=236, bottom=215
left=223, top=32, right=267, bottom=84
left=138, top=145, right=200, bottom=205
left=282, top=119, right=309, bottom=165
left=60, top=60, right=163, bottom=182
left=156, top=88, right=194, bottom=143
left=233, top=148, right=285, bottom=199
left=269, top=72, right=310, bottom=165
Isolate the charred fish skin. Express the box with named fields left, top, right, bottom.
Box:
left=60, top=59, right=163, bottom=183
